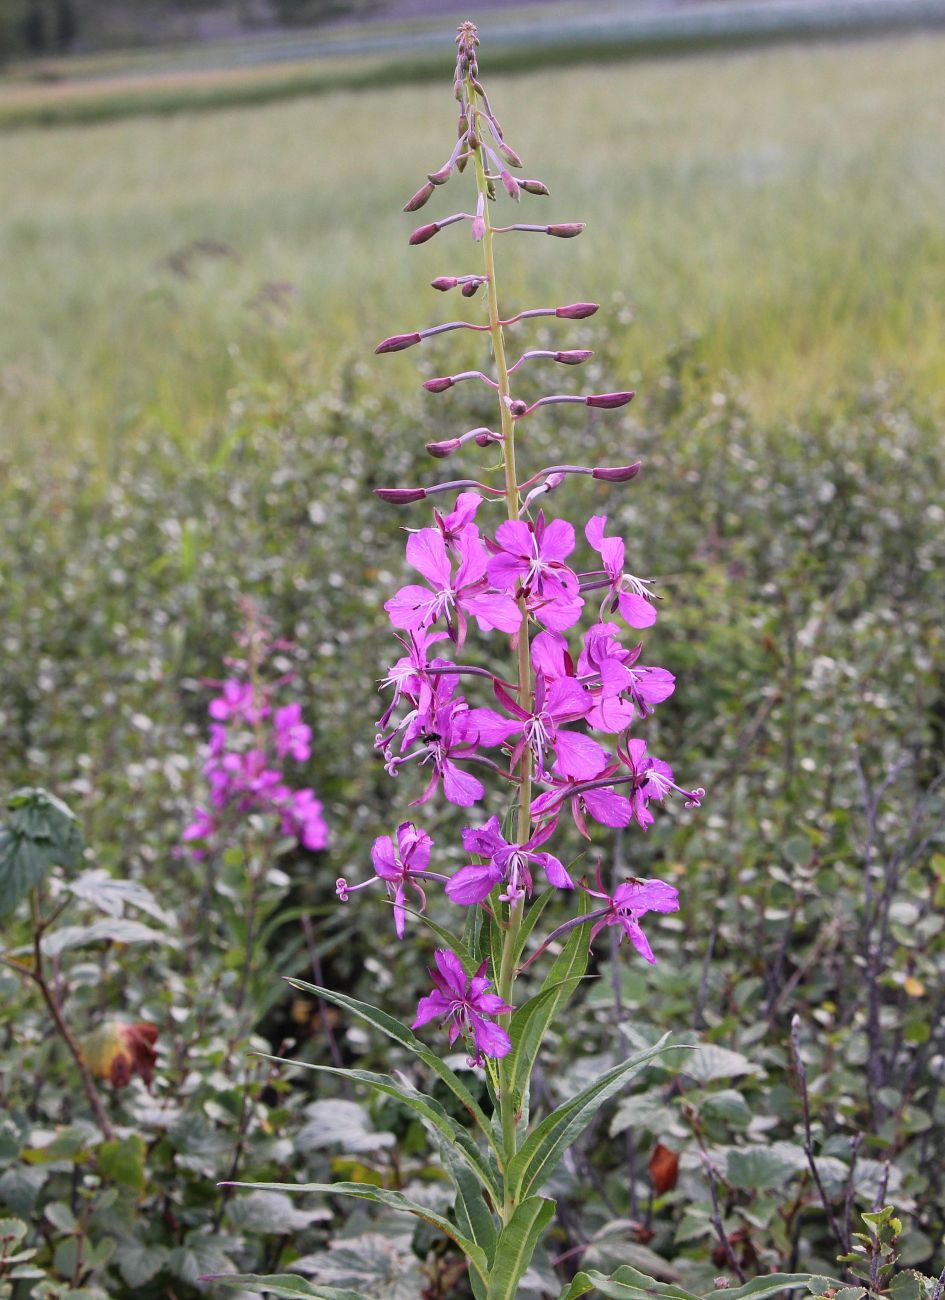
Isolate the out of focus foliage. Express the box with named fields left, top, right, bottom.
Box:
left=1, top=333, right=943, bottom=1294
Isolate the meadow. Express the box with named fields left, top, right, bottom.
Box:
left=1, top=26, right=944, bottom=1300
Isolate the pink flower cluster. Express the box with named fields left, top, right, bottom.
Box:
left=184, top=680, right=328, bottom=856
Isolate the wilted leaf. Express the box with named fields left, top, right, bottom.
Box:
left=648, top=1143, right=680, bottom=1194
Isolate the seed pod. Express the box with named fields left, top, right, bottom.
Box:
left=375, top=332, right=422, bottom=354
left=409, top=222, right=440, bottom=246
left=586, top=391, right=635, bottom=409
left=403, top=181, right=436, bottom=213
left=547, top=223, right=585, bottom=239
left=423, top=376, right=454, bottom=392
left=555, top=350, right=593, bottom=364
left=555, top=303, right=599, bottom=319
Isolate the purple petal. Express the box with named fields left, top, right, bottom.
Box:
left=470, top=1013, right=512, bottom=1060
left=582, top=786, right=633, bottom=828
left=464, top=591, right=522, bottom=635
left=614, top=878, right=679, bottom=914
left=617, top=590, right=656, bottom=629
left=466, top=708, right=522, bottom=747
left=535, top=852, right=574, bottom=890
left=385, top=584, right=440, bottom=630
left=433, top=948, right=467, bottom=996
left=445, top=862, right=502, bottom=905
left=412, top=990, right=450, bottom=1028
left=406, top=528, right=452, bottom=588
left=552, top=730, right=610, bottom=781
left=624, top=917, right=656, bottom=964
left=371, top=834, right=399, bottom=881
left=537, top=517, right=576, bottom=564
left=441, top=762, right=485, bottom=808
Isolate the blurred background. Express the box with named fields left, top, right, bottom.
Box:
left=2, top=1, right=945, bottom=1296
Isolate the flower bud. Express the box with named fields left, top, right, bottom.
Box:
left=500, top=169, right=520, bottom=201
left=586, top=391, right=635, bottom=409
left=374, top=487, right=427, bottom=503
left=430, top=276, right=458, bottom=291
left=427, top=162, right=452, bottom=185
left=423, top=376, right=454, bottom=392
left=403, top=181, right=435, bottom=212
left=592, top=462, right=642, bottom=482
left=409, top=222, right=440, bottom=246
left=461, top=280, right=480, bottom=297
left=555, top=350, right=593, bottom=364
left=556, top=303, right=599, bottom=319
left=375, top=332, right=422, bottom=354
left=521, top=178, right=550, bottom=196
left=547, top=223, right=585, bottom=239
left=426, top=438, right=462, bottom=458
left=509, top=399, right=528, bottom=418
left=475, top=430, right=497, bottom=447
left=471, top=194, right=485, bottom=243
left=498, top=142, right=524, bottom=168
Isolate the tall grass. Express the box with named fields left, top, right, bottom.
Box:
left=2, top=31, right=944, bottom=470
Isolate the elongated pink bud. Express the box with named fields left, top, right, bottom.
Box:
left=375, top=332, right=421, bottom=354
left=547, top=223, right=585, bottom=239
left=461, top=281, right=480, bottom=297
left=521, top=178, right=550, bottom=196
left=428, top=162, right=452, bottom=185
left=426, top=438, right=462, bottom=458
left=586, top=391, right=635, bottom=409
left=500, top=169, right=520, bottom=201
left=471, top=193, right=485, bottom=242
left=410, top=222, right=440, bottom=246
left=592, top=462, right=642, bottom=482
left=423, top=376, right=454, bottom=392
left=403, top=182, right=435, bottom=212
left=556, top=303, right=599, bottom=319
left=498, top=142, right=523, bottom=168
left=431, top=276, right=458, bottom=291
left=375, top=487, right=427, bottom=503
left=555, top=350, right=593, bottom=364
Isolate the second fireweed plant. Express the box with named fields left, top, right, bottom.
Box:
left=219, top=23, right=717, bottom=1299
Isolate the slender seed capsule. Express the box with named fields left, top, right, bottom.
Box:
left=592, top=462, right=643, bottom=482
left=547, top=223, right=585, bottom=239
left=586, top=391, right=635, bottom=409
left=403, top=181, right=436, bottom=212
left=556, top=303, right=599, bottom=319
left=375, top=333, right=422, bottom=354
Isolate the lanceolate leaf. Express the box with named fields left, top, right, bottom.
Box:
left=224, top=1181, right=489, bottom=1283
left=257, top=1055, right=500, bottom=1202
left=433, top=1130, right=498, bottom=1293
left=507, top=1039, right=683, bottom=1203
left=486, top=1196, right=555, bottom=1300
left=557, top=1266, right=702, bottom=1300
left=715, top=1274, right=846, bottom=1300
left=284, top=979, right=500, bottom=1157
left=201, top=1275, right=369, bottom=1299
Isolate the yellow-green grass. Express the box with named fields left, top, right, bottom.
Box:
left=3, top=31, right=944, bottom=470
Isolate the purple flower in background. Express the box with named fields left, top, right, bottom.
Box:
left=208, top=679, right=260, bottom=723
left=583, top=864, right=680, bottom=963
left=288, top=788, right=329, bottom=851
left=446, top=814, right=574, bottom=904
left=585, top=515, right=657, bottom=629
left=274, top=702, right=312, bottom=762
left=336, top=821, right=435, bottom=937
left=487, top=513, right=583, bottom=630
left=412, top=949, right=512, bottom=1066
left=385, top=528, right=521, bottom=644
left=182, top=806, right=215, bottom=858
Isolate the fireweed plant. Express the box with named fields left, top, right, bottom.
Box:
left=209, top=24, right=794, bottom=1299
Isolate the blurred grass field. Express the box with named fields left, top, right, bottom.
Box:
left=2, top=29, right=944, bottom=471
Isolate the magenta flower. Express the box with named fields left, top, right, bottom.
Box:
left=585, top=515, right=657, bottom=629
left=182, top=806, right=215, bottom=858
left=412, top=949, right=512, bottom=1066
left=208, top=679, right=260, bottom=723
left=383, top=680, right=486, bottom=808
left=385, top=528, right=521, bottom=645
left=618, top=736, right=703, bottom=829
left=445, top=814, right=574, bottom=905
left=583, top=864, right=680, bottom=963
left=487, top=512, right=584, bottom=630
left=378, top=628, right=455, bottom=730
left=467, top=674, right=608, bottom=781
left=274, top=702, right=312, bottom=762
left=336, top=821, right=436, bottom=938
left=531, top=773, right=633, bottom=839
left=288, top=788, right=329, bottom=850
left=433, top=490, right=483, bottom=551
left=577, top=623, right=675, bottom=732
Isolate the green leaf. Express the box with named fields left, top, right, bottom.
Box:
left=202, top=1276, right=369, bottom=1299
left=258, top=1055, right=499, bottom=1201
left=284, top=980, right=500, bottom=1158
left=507, top=1038, right=683, bottom=1202
left=486, top=1196, right=555, bottom=1300
left=97, top=1134, right=146, bottom=1194
left=726, top=1142, right=807, bottom=1191
left=114, top=1242, right=170, bottom=1289
left=225, top=1181, right=488, bottom=1283
left=0, top=787, right=84, bottom=917
left=681, top=1044, right=761, bottom=1084
left=508, top=895, right=590, bottom=1100
left=434, top=1133, right=498, bottom=1279
left=557, top=1265, right=702, bottom=1299
left=66, top=868, right=175, bottom=926
left=0, top=1216, right=27, bottom=1244
left=719, top=1275, right=846, bottom=1300
left=42, top=917, right=170, bottom=957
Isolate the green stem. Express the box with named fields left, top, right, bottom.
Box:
left=469, top=81, right=533, bottom=1215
